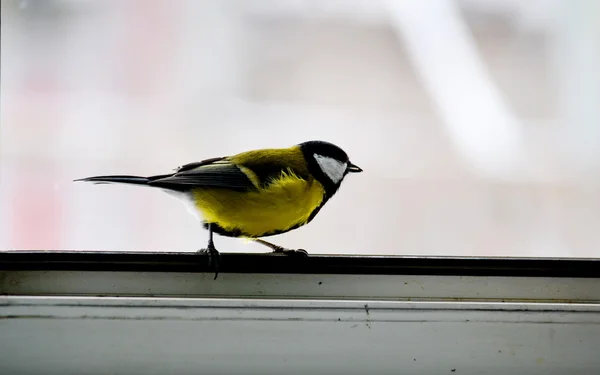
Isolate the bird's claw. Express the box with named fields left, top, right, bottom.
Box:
left=197, top=243, right=221, bottom=280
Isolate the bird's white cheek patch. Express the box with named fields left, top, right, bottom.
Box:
left=314, top=154, right=347, bottom=183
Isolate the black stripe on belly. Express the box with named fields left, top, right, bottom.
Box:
left=203, top=220, right=309, bottom=239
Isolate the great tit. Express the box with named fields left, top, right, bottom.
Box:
left=75, top=140, right=362, bottom=278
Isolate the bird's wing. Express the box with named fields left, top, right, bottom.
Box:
left=173, top=157, right=228, bottom=173
left=150, top=148, right=311, bottom=191
left=148, top=157, right=257, bottom=191
left=228, top=148, right=311, bottom=188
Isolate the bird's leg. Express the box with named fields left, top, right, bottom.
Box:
left=254, top=239, right=308, bottom=257
left=196, top=224, right=221, bottom=279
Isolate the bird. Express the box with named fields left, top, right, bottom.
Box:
left=74, top=140, right=362, bottom=278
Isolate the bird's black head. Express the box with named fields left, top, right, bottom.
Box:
left=299, top=140, right=362, bottom=197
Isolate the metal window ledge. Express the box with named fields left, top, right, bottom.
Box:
left=1, top=251, right=600, bottom=375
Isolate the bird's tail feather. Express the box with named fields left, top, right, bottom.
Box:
left=74, top=174, right=169, bottom=186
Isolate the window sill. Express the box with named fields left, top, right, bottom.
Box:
left=2, top=251, right=600, bottom=375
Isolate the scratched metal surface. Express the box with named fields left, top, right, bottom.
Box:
left=2, top=270, right=600, bottom=302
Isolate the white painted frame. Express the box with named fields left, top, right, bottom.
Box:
left=2, top=269, right=600, bottom=375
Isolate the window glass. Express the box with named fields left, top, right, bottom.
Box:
left=2, top=0, right=599, bottom=257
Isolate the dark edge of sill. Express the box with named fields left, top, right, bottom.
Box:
left=1, top=251, right=599, bottom=278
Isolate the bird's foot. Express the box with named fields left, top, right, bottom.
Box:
left=196, top=241, right=221, bottom=280
left=273, top=246, right=309, bottom=258
left=253, top=238, right=308, bottom=258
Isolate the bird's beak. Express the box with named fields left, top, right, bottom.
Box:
left=347, top=162, right=363, bottom=173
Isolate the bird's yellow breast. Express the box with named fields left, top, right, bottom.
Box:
left=191, top=171, right=325, bottom=238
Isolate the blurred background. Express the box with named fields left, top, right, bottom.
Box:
left=1, top=0, right=599, bottom=257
